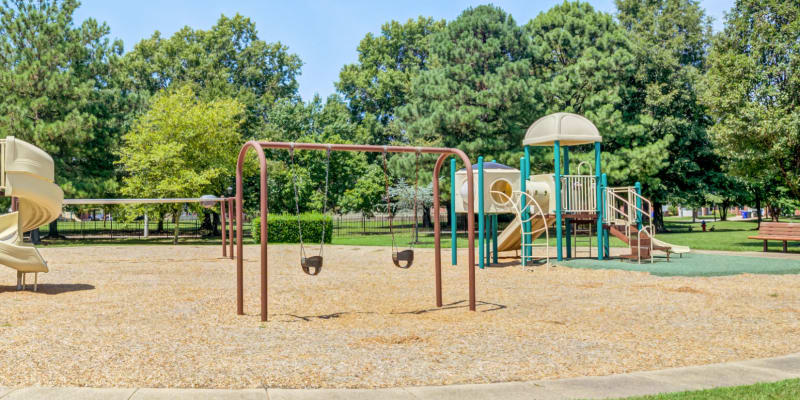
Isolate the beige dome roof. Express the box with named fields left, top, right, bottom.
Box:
left=522, top=113, right=602, bottom=147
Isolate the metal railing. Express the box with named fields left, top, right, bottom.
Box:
left=560, top=174, right=596, bottom=213
left=605, top=187, right=654, bottom=263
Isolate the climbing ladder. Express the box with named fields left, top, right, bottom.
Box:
left=571, top=220, right=593, bottom=258
left=492, top=189, right=551, bottom=270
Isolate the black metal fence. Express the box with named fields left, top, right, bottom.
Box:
left=37, top=211, right=512, bottom=241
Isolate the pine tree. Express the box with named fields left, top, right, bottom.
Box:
left=0, top=0, right=132, bottom=198
left=616, top=0, right=718, bottom=231
left=399, top=5, right=534, bottom=165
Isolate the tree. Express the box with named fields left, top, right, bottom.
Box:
left=0, top=1, right=129, bottom=194
left=0, top=0, right=137, bottom=236
left=336, top=16, right=445, bottom=144
left=123, top=14, right=302, bottom=138
left=399, top=5, right=534, bottom=164
left=253, top=94, right=379, bottom=216
left=117, top=86, right=244, bottom=243
left=615, top=0, right=717, bottom=231
left=340, top=164, right=384, bottom=218
left=703, top=0, right=800, bottom=204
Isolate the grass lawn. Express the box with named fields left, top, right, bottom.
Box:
left=617, top=378, right=800, bottom=399
left=656, top=217, right=800, bottom=253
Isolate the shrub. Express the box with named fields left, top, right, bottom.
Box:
left=251, top=213, right=333, bottom=244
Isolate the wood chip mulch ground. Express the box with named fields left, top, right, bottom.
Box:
left=1, top=244, right=799, bottom=389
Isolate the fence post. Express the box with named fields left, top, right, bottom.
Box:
left=144, top=213, right=149, bottom=238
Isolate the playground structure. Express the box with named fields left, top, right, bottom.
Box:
left=452, top=112, right=689, bottom=268
left=234, top=141, right=477, bottom=322
left=0, top=137, right=63, bottom=290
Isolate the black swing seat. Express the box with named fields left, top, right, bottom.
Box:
left=392, top=250, right=414, bottom=269
left=301, top=256, right=323, bottom=275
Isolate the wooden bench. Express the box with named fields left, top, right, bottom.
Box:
left=748, top=222, right=800, bottom=252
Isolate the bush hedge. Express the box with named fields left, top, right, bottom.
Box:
left=251, top=213, right=333, bottom=244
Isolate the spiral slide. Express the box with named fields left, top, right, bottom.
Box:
left=0, top=137, right=63, bottom=279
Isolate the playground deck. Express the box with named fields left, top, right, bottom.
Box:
left=2, top=245, right=800, bottom=389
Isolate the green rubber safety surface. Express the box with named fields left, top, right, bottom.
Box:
left=558, top=253, right=800, bottom=277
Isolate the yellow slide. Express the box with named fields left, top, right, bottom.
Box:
left=497, top=215, right=555, bottom=252
left=0, top=137, right=63, bottom=278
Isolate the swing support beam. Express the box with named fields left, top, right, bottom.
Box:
left=235, top=141, right=478, bottom=322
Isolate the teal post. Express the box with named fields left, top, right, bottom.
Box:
left=450, top=158, right=457, bottom=265
left=484, top=214, right=490, bottom=265
left=492, top=214, right=498, bottom=264
left=519, top=157, right=527, bottom=266
left=635, top=181, right=643, bottom=231
left=554, top=141, right=563, bottom=261
left=595, top=142, right=603, bottom=260
left=601, top=173, right=609, bottom=257
left=523, top=146, right=532, bottom=261
left=563, top=147, right=571, bottom=258
left=478, top=156, right=485, bottom=269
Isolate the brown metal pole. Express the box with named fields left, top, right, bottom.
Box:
left=432, top=151, right=474, bottom=312
left=260, top=159, right=269, bottom=322
left=220, top=198, right=227, bottom=257
left=228, top=198, right=234, bottom=259
left=236, top=141, right=270, bottom=319
left=433, top=154, right=446, bottom=307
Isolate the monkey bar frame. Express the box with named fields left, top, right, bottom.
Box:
left=235, top=141, right=477, bottom=322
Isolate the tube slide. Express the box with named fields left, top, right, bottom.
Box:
left=0, top=137, right=63, bottom=274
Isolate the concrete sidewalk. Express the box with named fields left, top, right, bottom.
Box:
left=2, top=353, right=798, bottom=399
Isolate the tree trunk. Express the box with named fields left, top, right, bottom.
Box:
left=692, top=208, right=697, bottom=223
left=653, top=202, right=666, bottom=233
left=712, top=205, right=717, bottom=222
left=422, top=206, right=432, bottom=229
left=755, top=191, right=762, bottom=229
left=720, top=201, right=729, bottom=221
left=212, top=212, right=220, bottom=236
left=768, top=203, right=780, bottom=222
left=157, top=212, right=165, bottom=233
left=46, top=220, right=60, bottom=239
left=445, top=202, right=451, bottom=227
left=172, top=210, right=180, bottom=244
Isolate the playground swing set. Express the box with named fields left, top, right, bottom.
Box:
left=0, top=112, right=690, bottom=323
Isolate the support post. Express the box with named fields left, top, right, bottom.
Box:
left=519, top=157, right=527, bottom=266
left=485, top=214, right=490, bottom=265
left=228, top=198, right=234, bottom=259
left=635, top=182, right=643, bottom=231
left=523, top=146, right=532, bottom=261
left=492, top=214, right=498, bottom=264
left=143, top=213, right=149, bottom=238
left=564, top=147, right=571, bottom=258
left=478, top=156, right=485, bottom=269
left=450, top=158, right=457, bottom=266
left=595, top=142, right=603, bottom=260
left=601, top=173, right=609, bottom=257
left=220, top=198, right=227, bottom=257
left=554, top=141, right=563, bottom=261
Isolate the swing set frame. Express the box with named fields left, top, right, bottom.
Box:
left=235, top=141, right=477, bottom=322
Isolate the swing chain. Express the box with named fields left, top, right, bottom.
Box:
left=319, top=146, right=331, bottom=258
left=289, top=144, right=307, bottom=260
left=382, top=150, right=396, bottom=253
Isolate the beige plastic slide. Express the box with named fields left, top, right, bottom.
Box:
left=0, top=137, right=63, bottom=275
left=497, top=216, right=554, bottom=252
left=652, top=237, right=691, bottom=255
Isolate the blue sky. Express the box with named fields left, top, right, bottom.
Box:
left=74, top=0, right=735, bottom=101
